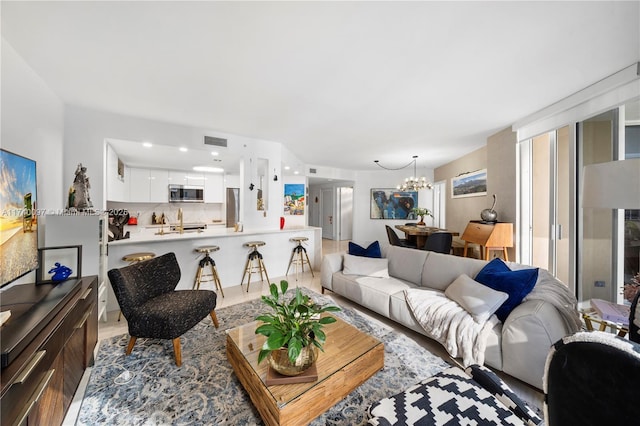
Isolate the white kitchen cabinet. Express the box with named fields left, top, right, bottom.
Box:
left=204, top=173, right=224, bottom=203
left=129, top=167, right=151, bottom=202
left=149, top=169, right=169, bottom=202
left=168, top=170, right=188, bottom=186
left=186, top=172, right=205, bottom=186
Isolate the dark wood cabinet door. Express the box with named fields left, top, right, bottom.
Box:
left=29, top=354, right=64, bottom=426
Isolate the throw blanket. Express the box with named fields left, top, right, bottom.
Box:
left=521, top=269, right=582, bottom=333
left=404, top=288, right=500, bottom=367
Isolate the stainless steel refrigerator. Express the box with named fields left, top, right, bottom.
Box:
left=226, top=188, right=240, bottom=228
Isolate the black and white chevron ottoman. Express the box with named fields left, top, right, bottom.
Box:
left=367, top=365, right=542, bottom=426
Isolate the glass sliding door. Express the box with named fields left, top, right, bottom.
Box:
left=520, top=126, right=571, bottom=286
left=623, top=101, right=640, bottom=304
left=578, top=109, right=617, bottom=302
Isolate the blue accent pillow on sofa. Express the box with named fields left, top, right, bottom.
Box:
left=348, top=241, right=382, bottom=258
left=474, top=258, right=539, bottom=322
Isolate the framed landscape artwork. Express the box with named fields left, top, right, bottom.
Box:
left=370, top=189, right=418, bottom=219
left=451, top=169, right=487, bottom=198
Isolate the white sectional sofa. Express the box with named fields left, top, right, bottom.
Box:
left=320, top=244, right=581, bottom=389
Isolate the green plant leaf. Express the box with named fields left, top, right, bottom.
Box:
left=264, top=332, right=286, bottom=350
left=280, top=280, right=289, bottom=295
left=318, top=316, right=337, bottom=324
left=269, top=282, right=278, bottom=299
left=257, top=349, right=271, bottom=364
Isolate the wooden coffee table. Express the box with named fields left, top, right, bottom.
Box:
left=226, top=313, right=384, bottom=425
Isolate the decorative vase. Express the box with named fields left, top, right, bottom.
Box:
left=481, top=194, right=498, bottom=222
left=268, top=345, right=318, bottom=376
left=417, top=216, right=425, bottom=226
left=280, top=216, right=285, bottom=230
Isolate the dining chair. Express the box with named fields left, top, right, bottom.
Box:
left=423, top=232, right=452, bottom=254
left=385, top=225, right=416, bottom=248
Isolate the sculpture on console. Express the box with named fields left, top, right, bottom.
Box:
left=68, top=163, right=93, bottom=211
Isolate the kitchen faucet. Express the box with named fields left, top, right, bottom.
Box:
left=177, top=208, right=184, bottom=234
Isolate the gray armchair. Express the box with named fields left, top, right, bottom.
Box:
left=108, top=252, right=219, bottom=366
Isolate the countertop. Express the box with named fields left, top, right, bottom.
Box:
left=109, top=225, right=320, bottom=245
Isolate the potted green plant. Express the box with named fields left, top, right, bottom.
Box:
left=255, top=280, right=341, bottom=375
left=411, top=207, right=433, bottom=226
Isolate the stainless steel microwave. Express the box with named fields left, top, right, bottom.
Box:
left=168, top=185, right=204, bottom=203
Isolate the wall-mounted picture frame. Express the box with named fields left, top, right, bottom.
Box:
left=284, top=183, right=305, bottom=215
left=451, top=169, right=487, bottom=198
left=370, top=189, right=418, bottom=219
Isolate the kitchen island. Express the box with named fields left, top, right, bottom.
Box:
left=106, top=226, right=321, bottom=313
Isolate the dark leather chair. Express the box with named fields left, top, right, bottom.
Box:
left=544, top=331, right=640, bottom=425
left=630, top=290, right=640, bottom=343
left=423, top=232, right=453, bottom=254
left=108, top=252, right=219, bottom=366
left=385, top=225, right=416, bottom=248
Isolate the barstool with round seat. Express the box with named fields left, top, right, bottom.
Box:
left=122, top=252, right=156, bottom=264
left=286, top=236, right=314, bottom=280
left=118, top=252, right=156, bottom=321
left=193, top=245, right=224, bottom=297
left=241, top=241, right=270, bottom=292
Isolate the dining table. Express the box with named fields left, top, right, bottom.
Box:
left=395, top=224, right=459, bottom=249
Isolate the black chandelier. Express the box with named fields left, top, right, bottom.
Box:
left=374, top=155, right=433, bottom=191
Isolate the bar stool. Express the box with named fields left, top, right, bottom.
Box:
left=286, top=236, right=314, bottom=280
left=193, top=245, right=224, bottom=297
left=241, top=241, right=270, bottom=292
left=118, top=252, right=156, bottom=321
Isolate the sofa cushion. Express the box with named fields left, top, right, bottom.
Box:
left=445, top=274, right=509, bottom=323
left=421, top=251, right=488, bottom=291
left=343, top=253, right=389, bottom=278
left=475, top=258, right=539, bottom=322
left=332, top=272, right=414, bottom=317
left=386, top=245, right=429, bottom=285
left=348, top=241, right=382, bottom=258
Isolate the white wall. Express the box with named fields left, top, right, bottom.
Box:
left=1, top=38, right=65, bottom=285
left=63, top=105, right=284, bottom=230
left=352, top=168, right=435, bottom=245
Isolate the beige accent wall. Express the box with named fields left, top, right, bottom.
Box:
left=435, top=126, right=518, bottom=260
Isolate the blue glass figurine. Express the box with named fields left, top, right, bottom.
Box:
left=49, top=263, right=72, bottom=282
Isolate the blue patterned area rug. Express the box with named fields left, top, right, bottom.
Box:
left=77, top=288, right=449, bottom=425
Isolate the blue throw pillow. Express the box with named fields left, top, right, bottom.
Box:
left=474, top=258, right=539, bottom=322
left=348, top=241, right=382, bottom=258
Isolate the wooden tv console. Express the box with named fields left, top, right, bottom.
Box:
left=1, top=276, right=98, bottom=426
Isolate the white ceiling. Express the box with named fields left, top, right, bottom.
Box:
left=2, top=1, right=639, bottom=173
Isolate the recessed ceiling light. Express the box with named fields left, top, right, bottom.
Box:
left=284, top=166, right=291, bottom=170
left=211, top=151, right=219, bottom=156
left=294, top=170, right=299, bottom=175
left=179, top=147, right=188, bottom=152
left=193, top=166, right=224, bottom=173
left=142, top=142, right=152, bottom=148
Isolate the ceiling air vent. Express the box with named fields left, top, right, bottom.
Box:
left=309, top=168, right=317, bottom=174
left=204, top=136, right=228, bottom=147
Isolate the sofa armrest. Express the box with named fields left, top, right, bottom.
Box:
left=501, top=299, right=571, bottom=389
left=320, top=252, right=344, bottom=291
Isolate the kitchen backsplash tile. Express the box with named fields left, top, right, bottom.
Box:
left=107, top=201, right=224, bottom=227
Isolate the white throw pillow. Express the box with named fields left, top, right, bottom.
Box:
left=445, top=274, right=508, bottom=323
left=343, top=253, right=389, bottom=278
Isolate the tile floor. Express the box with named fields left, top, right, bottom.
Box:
left=64, top=238, right=543, bottom=424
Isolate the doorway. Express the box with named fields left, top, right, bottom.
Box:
left=320, top=188, right=334, bottom=239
